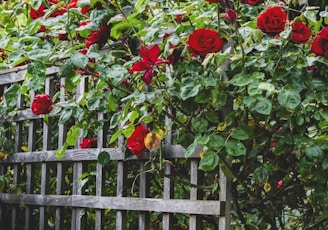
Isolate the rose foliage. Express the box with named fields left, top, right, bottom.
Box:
left=0, top=0, right=328, bottom=229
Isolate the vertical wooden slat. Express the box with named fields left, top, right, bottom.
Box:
left=56, top=77, right=66, bottom=230
left=39, top=77, right=52, bottom=230
left=163, top=109, right=174, bottom=230
left=72, top=78, right=86, bottom=230
left=219, top=167, right=231, bottom=230
left=24, top=112, right=36, bottom=230
left=95, top=112, right=105, bottom=230
left=0, top=162, right=4, bottom=228
left=189, top=160, right=202, bottom=230
left=116, top=136, right=127, bottom=230
left=138, top=161, right=150, bottom=230
left=11, top=164, right=19, bottom=230
left=13, top=86, right=24, bottom=230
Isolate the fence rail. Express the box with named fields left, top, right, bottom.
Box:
left=0, top=63, right=231, bottom=230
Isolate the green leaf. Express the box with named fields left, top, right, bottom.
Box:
left=70, top=51, right=89, bottom=69
left=278, top=90, right=301, bottom=110
left=128, top=111, right=139, bottom=123
left=191, top=117, right=208, bottom=133
left=135, top=0, right=150, bottom=13
left=110, top=21, right=131, bottom=40
left=98, top=151, right=111, bottom=166
left=207, top=135, right=225, bottom=149
left=180, top=84, right=200, bottom=101
left=59, top=109, right=73, bottom=124
left=231, top=124, right=250, bottom=140
left=122, top=125, right=135, bottom=138
left=185, top=142, right=197, bottom=158
left=199, top=151, right=219, bottom=171
left=58, top=61, right=76, bottom=78
left=225, top=140, right=246, bottom=156
left=110, top=112, right=121, bottom=129
left=305, top=145, right=323, bottom=162
left=56, top=143, right=68, bottom=159
left=87, top=96, right=101, bottom=110
left=254, top=97, right=272, bottom=115
left=4, top=84, right=20, bottom=108
left=27, top=49, right=51, bottom=61
left=31, top=0, right=42, bottom=9
left=109, top=130, right=122, bottom=144
left=66, top=125, right=80, bottom=146
left=229, top=73, right=253, bottom=86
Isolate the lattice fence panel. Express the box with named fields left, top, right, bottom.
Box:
left=0, top=65, right=231, bottom=230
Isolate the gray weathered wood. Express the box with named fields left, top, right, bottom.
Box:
left=189, top=159, right=202, bottom=230
left=138, top=161, right=150, bottom=230
left=0, top=194, right=223, bottom=215
left=219, top=166, right=232, bottom=230
left=163, top=109, right=174, bottom=230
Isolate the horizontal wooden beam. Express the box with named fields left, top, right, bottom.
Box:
left=0, top=145, right=201, bottom=163
left=0, top=193, right=224, bottom=216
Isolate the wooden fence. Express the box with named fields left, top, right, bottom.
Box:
left=0, top=64, right=231, bottom=229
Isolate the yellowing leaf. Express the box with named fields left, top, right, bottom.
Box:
left=144, top=132, right=161, bottom=151
left=21, top=146, right=28, bottom=152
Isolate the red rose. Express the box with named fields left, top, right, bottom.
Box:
left=68, top=0, right=78, bottom=8
left=58, top=33, right=68, bottom=40
left=85, top=24, right=110, bottom=48
left=187, top=28, right=224, bottom=56
left=0, top=49, right=7, bottom=59
left=291, top=21, right=312, bottom=44
left=126, top=125, right=150, bottom=157
left=257, top=7, right=287, bottom=36
left=80, top=138, right=97, bottom=149
left=31, top=94, right=53, bottom=115
left=224, top=8, right=237, bottom=23
left=30, top=4, right=46, bottom=19
left=310, top=27, right=328, bottom=59
left=246, top=0, right=264, bottom=6
left=130, top=45, right=169, bottom=84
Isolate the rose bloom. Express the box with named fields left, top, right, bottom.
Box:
left=31, top=94, right=53, bottom=115
left=291, top=21, right=312, bottom=44
left=246, top=0, right=264, bottom=6
left=257, top=7, right=287, bottom=36
left=310, top=26, right=328, bottom=59
left=277, top=179, right=284, bottom=189
left=224, top=8, right=237, bottom=23
left=80, top=138, right=97, bottom=149
left=187, top=28, right=224, bottom=56
left=0, top=49, right=7, bottom=59
left=85, top=24, right=110, bottom=48
left=30, top=4, right=46, bottom=19
left=126, top=125, right=150, bottom=157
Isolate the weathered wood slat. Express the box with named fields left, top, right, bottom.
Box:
left=1, top=145, right=202, bottom=163
left=138, top=161, right=150, bottom=230
left=189, top=159, right=202, bottom=230
left=116, top=135, right=127, bottom=230
left=0, top=194, right=224, bottom=215
left=0, top=66, right=60, bottom=85
left=163, top=109, right=174, bottom=230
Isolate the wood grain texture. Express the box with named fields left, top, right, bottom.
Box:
left=0, top=194, right=223, bottom=215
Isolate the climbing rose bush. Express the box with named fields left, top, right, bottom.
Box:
left=0, top=0, right=327, bottom=229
